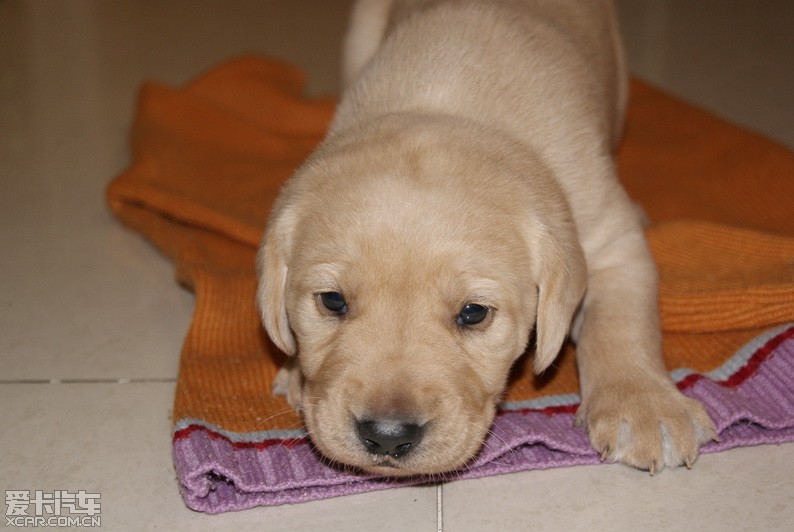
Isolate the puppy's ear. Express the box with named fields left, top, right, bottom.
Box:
left=256, top=202, right=298, bottom=356
left=531, top=222, right=587, bottom=374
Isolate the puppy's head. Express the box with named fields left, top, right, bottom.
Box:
left=258, top=116, right=585, bottom=476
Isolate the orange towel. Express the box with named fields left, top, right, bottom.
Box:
left=106, top=56, right=794, bottom=434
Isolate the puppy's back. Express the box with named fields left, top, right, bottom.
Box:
left=337, top=0, right=626, bottom=153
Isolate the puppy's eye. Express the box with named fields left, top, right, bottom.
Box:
left=320, top=291, right=348, bottom=314
left=456, top=303, right=489, bottom=326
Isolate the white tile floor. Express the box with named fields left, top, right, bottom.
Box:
left=1, top=1, right=792, bottom=530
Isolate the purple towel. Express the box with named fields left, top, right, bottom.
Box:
left=173, top=324, right=794, bottom=513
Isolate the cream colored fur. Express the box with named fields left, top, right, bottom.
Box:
left=258, top=0, right=716, bottom=476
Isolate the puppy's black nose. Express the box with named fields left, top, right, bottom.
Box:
left=356, top=419, right=424, bottom=459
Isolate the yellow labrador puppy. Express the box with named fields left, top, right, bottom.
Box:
left=258, top=0, right=716, bottom=477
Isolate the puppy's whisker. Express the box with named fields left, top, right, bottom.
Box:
left=459, top=419, right=520, bottom=470
left=250, top=408, right=301, bottom=431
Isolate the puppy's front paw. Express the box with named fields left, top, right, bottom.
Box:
left=576, top=380, right=717, bottom=474
left=272, top=363, right=303, bottom=412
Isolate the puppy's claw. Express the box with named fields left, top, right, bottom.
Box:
left=581, top=381, right=716, bottom=474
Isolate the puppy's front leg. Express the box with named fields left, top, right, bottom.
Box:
left=573, top=229, right=717, bottom=474
left=272, top=357, right=304, bottom=412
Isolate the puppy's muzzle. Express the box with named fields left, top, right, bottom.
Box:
left=356, top=419, right=425, bottom=459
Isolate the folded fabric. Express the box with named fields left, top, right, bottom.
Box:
left=106, top=56, right=794, bottom=513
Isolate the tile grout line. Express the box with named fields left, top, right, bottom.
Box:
left=0, top=378, right=177, bottom=385
left=437, top=483, right=443, bottom=532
